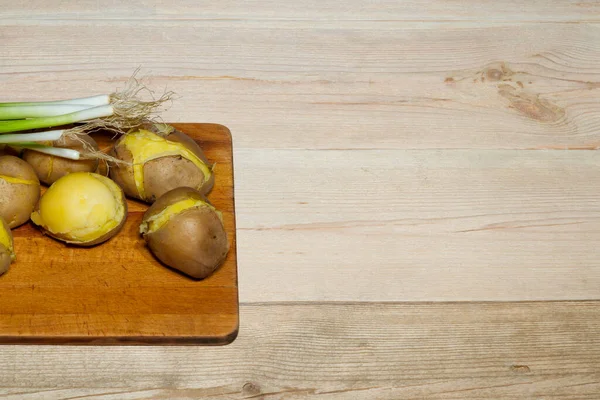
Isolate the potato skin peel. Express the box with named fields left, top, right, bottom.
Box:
left=107, top=143, right=136, bottom=198
left=22, top=135, right=99, bottom=185
left=0, top=156, right=40, bottom=228
left=109, top=127, right=214, bottom=203
left=140, top=187, right=229, bottom=280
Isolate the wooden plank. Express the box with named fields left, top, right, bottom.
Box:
left=1, top=0, right=598, bottom=22
left=0, top=302, right=598, bottom=399
left=1, top=24, right=600, bottom=150
left=3, top=124, right=238, bottom=344
left=234, top=148, right=600, bottom=302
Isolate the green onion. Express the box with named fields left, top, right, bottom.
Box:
left=0, top=129, right=64, bottom=143
left=0, top=105, right=113, bottom=134
left=12, top=143, right=81, bottom=160
left=0, top=72, right=173, bottom=161
left=0, top=94, right=110, bottom=108
left=0, top=104, right=96, bottom=120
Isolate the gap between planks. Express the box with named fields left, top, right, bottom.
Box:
left=240, top=299, right=600, bottom=306
left=0, top=301, right=598, bottom=399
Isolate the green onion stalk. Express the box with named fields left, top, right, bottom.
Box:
left=0, top=75, right=173, bottom=160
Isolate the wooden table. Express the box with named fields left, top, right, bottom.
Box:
left=2, top=2, right=599, bottom=398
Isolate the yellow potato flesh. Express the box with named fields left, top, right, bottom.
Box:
left=140, top=198, right=215, bottom=234
left=0, top=175, right=38, bottom=185
left=0, top=223, right=14, bottom=262
left=121, top=129, right=212, bottom=199
left=31, top=172, right=124, bottom=242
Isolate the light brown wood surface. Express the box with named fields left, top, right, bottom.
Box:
left=0, top=302, right=598, bottom=399
left=5, top=124, right=238, bottom=344
left=1, top=0, right=600, bottom=398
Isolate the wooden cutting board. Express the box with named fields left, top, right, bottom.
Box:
left=3, top=123, right=238, bottom=345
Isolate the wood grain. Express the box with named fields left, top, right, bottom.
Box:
left=2, top=0, right=600, bottom=397
left=1, top=24, right=600, bottom=150
left=0, top=302, right=598, bottom=399
left=1, top=0, right=599, bottom=22
left=4, top=124, right=238, bottom=344
left=234, top=148, right=600, bottom=302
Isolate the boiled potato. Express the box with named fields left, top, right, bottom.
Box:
left=0, top=216, right=15, bottom=275
left=0, top=155, right=41, bottom=228
left=22, top=135, right=99, bottom=185
left=109, top=123, right=213, bottom=203
left=95, top=158, right=109, bottom=177
left=0, top=145, right=19, bottom=157
left=31, top=172, right=127, bottom=246
left=140, top=187, right=229, bottom=279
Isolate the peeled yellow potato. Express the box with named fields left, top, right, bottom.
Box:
left=31, top=172, right=127, bottom=246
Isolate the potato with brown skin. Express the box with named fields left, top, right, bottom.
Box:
left=22, top=135, right=99, bottom=185
left=140, top=187, right=229, bottom=279
left=95, top=158, right=109, bottom=177
left=0, top=145, right=21, bottom=157
left=0, top=216, right=15, bottom=276
left=109, top=124, right=214, bottom=203
left=0, top=155, right=41, bottom=228
left=31, top=172, right=127, bottom=246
